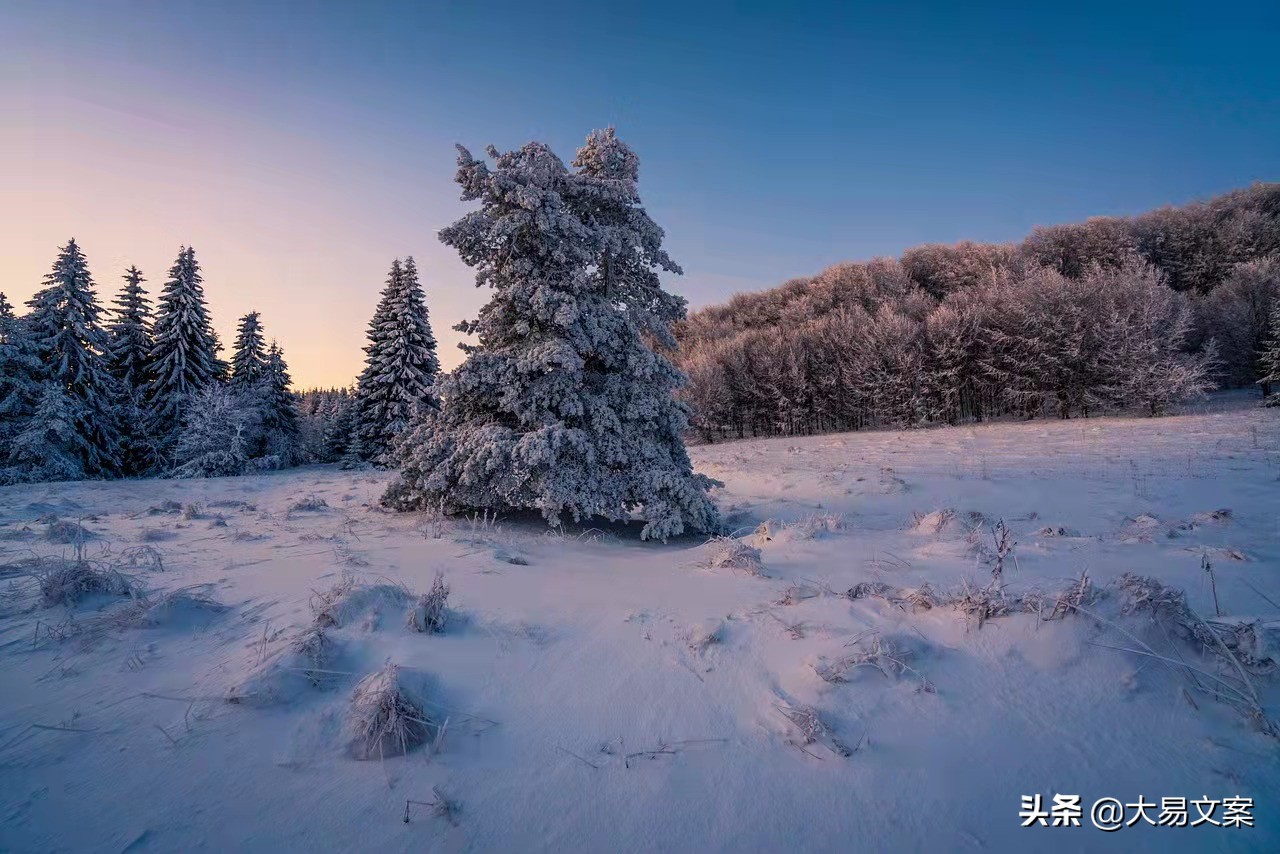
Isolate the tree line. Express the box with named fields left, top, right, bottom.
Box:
left=0, top=242, right=440, bottom=484
left=674, top=183, right=1280, bottom=440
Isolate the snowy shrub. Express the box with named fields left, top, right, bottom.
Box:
left=168, top=386, right=258, bottom=478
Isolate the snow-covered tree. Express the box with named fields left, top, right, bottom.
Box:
left=1258, top=296, right=1280, bottom=402
left=105, top=266, right=153, bottom=391
left=168, top=385, right=258, bottom=478
left=386, top=132, right=720, bottom=540
left=147, top=246, right=223, bottom=444
left=104, top=266, right=158, bottom=475
left=1096, top=264, right=1218, bottom=416
left=0, top=294, right=42, bottom=458
left=351, top=256, right=439, bottom=464
left=229, top=311, right=268, bottom=389
left=23, top=239, right=123, bottom=477
left=260, top=339, right=301, bottom=462
left=4, top=384, right=88, bottom=484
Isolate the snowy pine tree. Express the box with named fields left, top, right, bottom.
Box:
left=0, top=293, right=42, bottom=465
left=104, top=265, right=158, bottom=475
left=5, top=383, right=88, bottom=483
left=147, top=246, right=222, bottom=446
left=23, top=239, right=123, bottom=478
left=229, top=311, right=268, bottom=389
left=351, top=257, right=439, bottom=464
left=105, top=266, right=153, bottom=391
left=260, top=340, right=301, bottom=462
left=385, top=132, right=720, bottom=540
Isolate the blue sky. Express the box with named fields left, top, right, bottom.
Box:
left=2, top=0, right=1277, bottom=384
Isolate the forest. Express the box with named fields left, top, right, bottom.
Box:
left=673, top=183, right=1280, bottom=440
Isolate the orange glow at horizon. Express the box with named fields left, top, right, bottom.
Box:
left=2, top=68, right=481, bottom=390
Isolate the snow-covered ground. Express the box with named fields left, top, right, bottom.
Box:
left=2, top=396, right=1277, bottom=852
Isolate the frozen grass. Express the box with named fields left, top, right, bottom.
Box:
left=775, top=701, right=858, bottom=759
left=702, top=536, right=765, bottom=576
left=407, top=572, right=450, bottom=634
left=34, top=557, right=141, bottom=607
left=43, top=519, right=95, bottom=544
left=289, top=496, right=329, bottom=513
left=310, top=576, right=413, bottom=630
left=346, top=664, right=438, bottom=761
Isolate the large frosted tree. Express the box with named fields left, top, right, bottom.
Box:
left=385, top=131, right=720, bottom=540
left=351, top=257, right=439, bottom=464
left=22, top=239, right=123, bottom=477
left=147, top=246, right=222, bottom=444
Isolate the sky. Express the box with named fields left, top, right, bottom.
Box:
left=2, top=0, right=1277, bottom=388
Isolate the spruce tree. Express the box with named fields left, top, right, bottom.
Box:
left=0, top=293, right=42, bottom=462
left=105, top=266, right=157, bottom=475
left=23, top=239, right=123, bottom=478
left=105, top=266, right=153, bottom=391
left=261, top=339, right=301, bottom=461
left=229, top=311, right=268, bottom=389
left=147, top=246, right=222, bottom=445
left=7, top=383, right=87, bottom=483
left=351, top=257, right=439, bottom=464
left=386, top=133, right=720, bottom=540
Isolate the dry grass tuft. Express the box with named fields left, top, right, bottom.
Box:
left=347, top=664, right=438, bottom=760
left=36, top=558, right=141, bottom=607
left=408, top=573, right=450, bottom=634
left=289, top=496, right=330, bottom=513
left=775, top=702, right=859, bottom=759
left=43, top=519, right=94, bottom=544
left=702, top=536, right=765, bottom=576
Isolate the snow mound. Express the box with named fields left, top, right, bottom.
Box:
left=1190, top=508, right=1233, bottom=526
left=311, top=578, right=414, bottom=631
left=701, top=537, right=765, bottom=576
left=346, top=664, right=439, bottom=760
left=908, top=508, right=984, bottom=537
left=227, top=626, right=341, bottom=707
left=1032, top=525, right=1081, bottom=538
left=752, top=513, right=844, bottom=545
left=43, top=518, right=95, bottom=544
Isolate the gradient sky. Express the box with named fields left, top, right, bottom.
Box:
left=2, top=0, right=1277, bottom=387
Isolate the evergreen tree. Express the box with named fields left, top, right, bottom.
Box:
left=0, top=294, right=42, bottom=458
left=23, top=239, right=123, bottom=477
left=147, top=246, right=222, bottom=445
left=229, top=311, right=268, bottom=388
left=351, top=256, right=439, bottom=464
left=5, top=384, right=87, bottom=483
left=321, top=391, right=356, bottom=462
left=385, top=133, right=720, bottom=540
left=260, top=339, right=301, bottom=461
left=104, top=266, right=158, bottom=475
left=105, top=266, right=153, bottom=390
